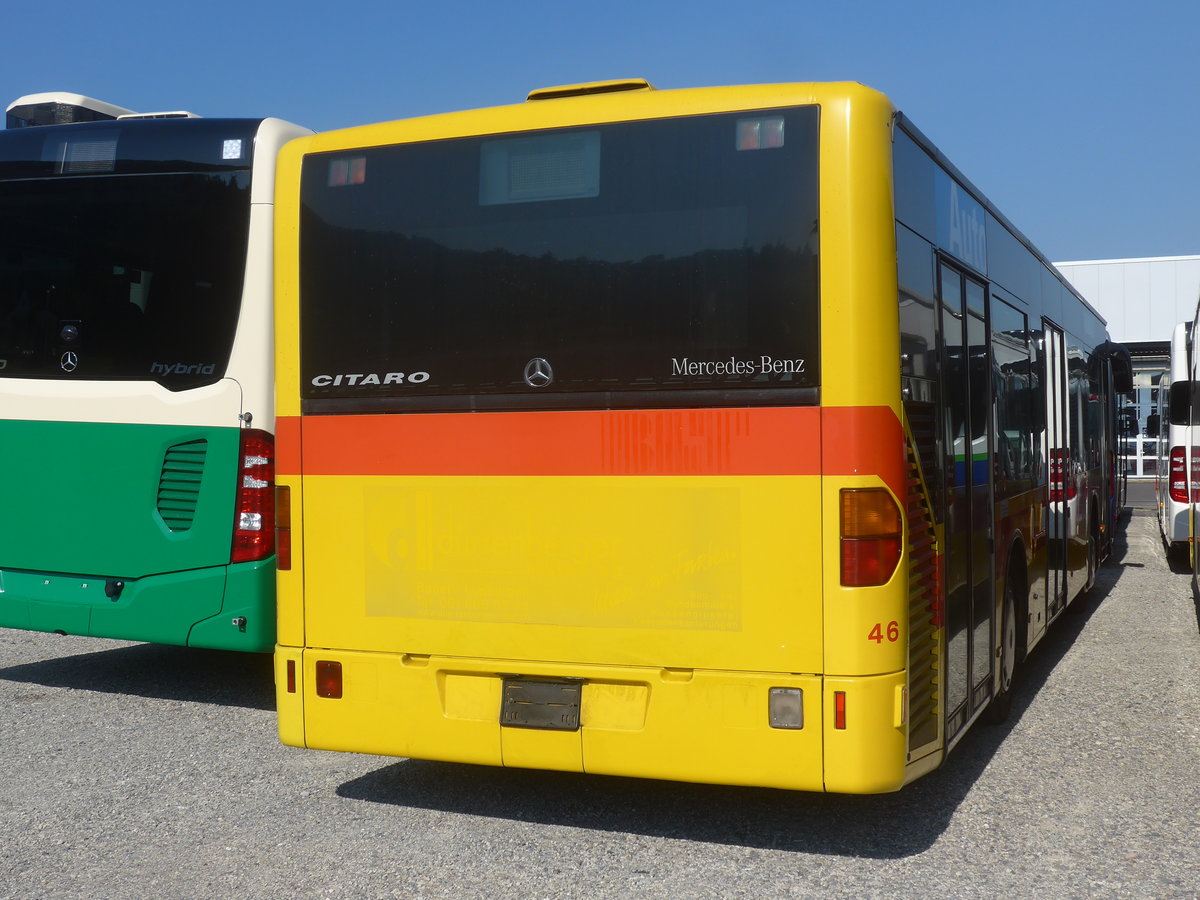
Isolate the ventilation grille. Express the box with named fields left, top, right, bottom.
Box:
left=904, top=403, right=941, bottom=754
left=157, top=440, right=208, bottom=531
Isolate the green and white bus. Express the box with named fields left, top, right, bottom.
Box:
left=0, top=93, right=310, bottom=651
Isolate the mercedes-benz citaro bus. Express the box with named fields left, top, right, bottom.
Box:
left=0, top=93, right=311, bottom=651
left=273, top=80, right=1131, bottom=793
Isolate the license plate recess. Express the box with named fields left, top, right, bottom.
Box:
left=500, top=677, right=582, bottom=731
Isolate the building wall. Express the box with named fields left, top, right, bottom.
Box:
left=1054, top=255, right=1200, bottom=479
left=1054, top=255, right=1200, bottom=344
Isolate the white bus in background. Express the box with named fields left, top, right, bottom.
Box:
left=1156, top=321, right=1196, bottom=566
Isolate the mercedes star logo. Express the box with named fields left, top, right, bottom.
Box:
left=523, top=357, right=554, bottom=388
left=60, top=351, right=79, bottom=373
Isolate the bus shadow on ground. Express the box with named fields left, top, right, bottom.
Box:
left=337, top=534, right=1124, bottom=859
left=0, top=641, right=274, bottom=710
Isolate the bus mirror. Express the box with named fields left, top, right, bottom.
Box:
left=1169, top=382, right=1193, bottom=426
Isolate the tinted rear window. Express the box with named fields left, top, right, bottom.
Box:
left=0, top=172, right=252, bottom=387
left=299, top=106, right=820, bottom=411
left=0, top=119, right=258, bottom=389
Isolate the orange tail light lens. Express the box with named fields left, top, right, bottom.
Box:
left=840, top=488, right=902, bottom=587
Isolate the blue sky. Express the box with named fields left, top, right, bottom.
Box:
left=2, top=0, right=1194, bottom=263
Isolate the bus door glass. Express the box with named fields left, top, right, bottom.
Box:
left=939, top=261, right=995, bottom=737
left=965, top=278, right=993, bottom=707
left=1044, top=321, right=1069, bottom=615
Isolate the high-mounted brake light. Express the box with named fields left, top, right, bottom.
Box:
left=231, top=429, right=275, bottom=564
left=839, top=488, right=902, bottom=587
left=736, top=116, right=785, bottom=151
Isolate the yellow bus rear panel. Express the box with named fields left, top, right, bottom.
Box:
left=277, top=649, right=909, bottom=792
left=300, top=471, right=823, bottom=674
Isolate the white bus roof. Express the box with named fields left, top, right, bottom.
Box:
left=6, top=92, right=136, bottom=127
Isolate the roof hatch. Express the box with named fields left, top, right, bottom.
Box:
left=526, top=79, right=655, bottom=101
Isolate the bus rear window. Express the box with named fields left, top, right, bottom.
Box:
left=299, top=106, right=820, bottom=410
left=0, top=172, right=251, bottom=389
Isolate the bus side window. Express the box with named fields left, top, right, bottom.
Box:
left=991, top=299, right=1034, bottom=490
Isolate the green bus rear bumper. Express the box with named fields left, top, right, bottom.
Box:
left=0, top=558, right=276, bottom=652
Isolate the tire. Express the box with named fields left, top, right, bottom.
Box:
left=984, top=572, right=1019, bottom=724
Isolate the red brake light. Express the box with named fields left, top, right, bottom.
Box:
left=231, top=429, right=275, bottom=564
left=1170, top=447, right=1189, bottom=503
left=316, top=660, right=343, bottom=699
left=840, top=489, right=902, bottom=587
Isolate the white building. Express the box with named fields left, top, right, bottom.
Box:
left=1054, top=255, right=1200, bottom=344
left=1055, top=255, right=1200, bottom=477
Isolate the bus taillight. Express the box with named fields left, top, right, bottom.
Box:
left=1048, top=449, right=1076, bottom=502
left=1169, top=447, right=1189, bottom=503
left=839, top=489, right=902, bottom=587
left=231, top=429, right=275, bottom=564
left=1190, top=447, right=1200, bottom=503
left=316, top=660, right=343, bottom=699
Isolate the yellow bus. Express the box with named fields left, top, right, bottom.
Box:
left=272, top=81, right=1131, bottom=793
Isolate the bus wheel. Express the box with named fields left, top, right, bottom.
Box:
left=985, top=573, right=1019, bottom=724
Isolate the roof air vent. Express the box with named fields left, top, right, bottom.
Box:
left=527, top=79, right=655, bottom=101
left=117, top=111, right=201, bottom=120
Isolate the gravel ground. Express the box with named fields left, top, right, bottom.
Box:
left=1, top=510, right=1197, bottom=899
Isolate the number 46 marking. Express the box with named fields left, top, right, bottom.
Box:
left=869, top=621, right=900, bottom=644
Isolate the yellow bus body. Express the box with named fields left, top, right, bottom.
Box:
left=275, top=82, right=934, bottom=794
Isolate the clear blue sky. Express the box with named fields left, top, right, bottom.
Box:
left=2, top=0, right=1194, bottom=263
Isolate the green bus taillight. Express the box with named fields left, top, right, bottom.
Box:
left=231, top=429, right=275, bottom=564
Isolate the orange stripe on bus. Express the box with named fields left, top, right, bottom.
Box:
left=282, top=407, right=817, bottom=476
left=279, top=406, right=905, bottom=490
left=276, top=415, right=302, bottom=475
left=821, top=406, right=907, bottom=499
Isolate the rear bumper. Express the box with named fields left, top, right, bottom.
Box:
left=0, top=558, right=275, bottom=651
left=275, top=647, right=910, bottom=793
left=1165, top=506, right=1191, bottom=545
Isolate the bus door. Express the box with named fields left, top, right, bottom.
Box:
left=1044, top=321, right=1070, bottom=616
left=938, top=262, right=996, bottom=739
